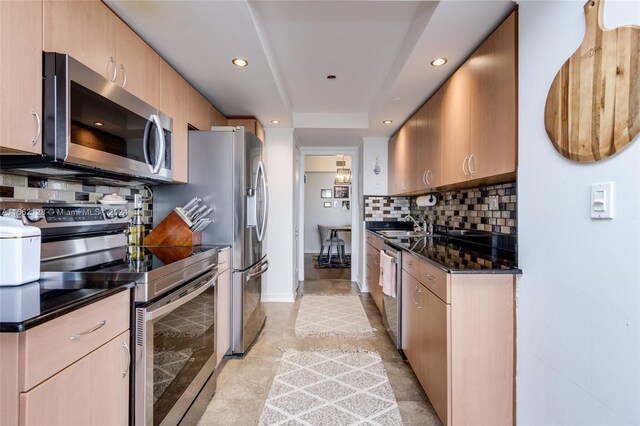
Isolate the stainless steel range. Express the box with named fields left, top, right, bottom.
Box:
left=0, top=201, right=219, bottom=426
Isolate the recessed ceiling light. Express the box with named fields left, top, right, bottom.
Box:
left=271, top=120, right=280, bottom=124
left=94, top=122, right=104, bottom=126
left=430, top=57, right=448, bottom=67
left=326, top=75, right=336, bottom=80
left=382, top=120, right=393, bottom=125
left=232, top=58, right=248, bottom=67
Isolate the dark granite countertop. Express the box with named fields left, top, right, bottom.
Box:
left=0, top=279, right=133, bottom=332
left=365, top=222, right=521, bottom=274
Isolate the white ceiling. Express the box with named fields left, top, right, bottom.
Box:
left=105, top=0, right=515, bottom=147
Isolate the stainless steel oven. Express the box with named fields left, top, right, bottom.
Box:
left=135, top=269, right=218, bottom=426
left=2, top=53, right=172, bottom=183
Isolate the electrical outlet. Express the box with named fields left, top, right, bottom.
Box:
left=488, top=195, right=499, bottom=211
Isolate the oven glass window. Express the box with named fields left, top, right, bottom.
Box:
left=151, top=286, right=215, bottom=425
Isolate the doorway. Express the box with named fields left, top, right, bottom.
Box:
left=298, top=149, right=360, bottom=285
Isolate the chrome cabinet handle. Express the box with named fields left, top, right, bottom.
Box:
left=422, top=170, right=427, bottom=187
left=109, top=57, right=117, bottom=82
left=462, top=156, right=469, bottom=177
left=469, top=154, right=476, bottom=176
left=413, top=284, right=419, bottom=306
left=31, top=108, right=41, bottom=146
left=120, top=64, right=127, bottom=88
left=426, top=170, right=433, bottom=186
left=417, top=287, right=424, bottom=310
left=425, top=274, right=436, bottom=282
left=70, top=320, right=107, bottom=340
left=406, top=260, right=413, bottom=267
left=121, top=340, right=130, bottom=378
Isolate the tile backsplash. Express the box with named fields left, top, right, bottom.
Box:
left=0, top=172, right=153, bottom=225
left=363, top=197, right=411, bottom=221
left=411, top=181, right=517, bottom=235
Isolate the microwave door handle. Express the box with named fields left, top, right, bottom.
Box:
left=146, top=272, right=218, bottom=321
left=150, top=114, right=165, bottom=174
left=143, top=120, right=153, bottom=172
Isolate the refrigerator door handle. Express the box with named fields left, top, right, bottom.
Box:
left=246, top=259, right=269, bottom=281
left=256, top=160, right=269, bottom=242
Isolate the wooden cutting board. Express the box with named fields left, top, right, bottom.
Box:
left=544, top=0, right=640, bottom=162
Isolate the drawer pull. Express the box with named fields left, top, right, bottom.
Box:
left=417, top=287, right=424, bottom=310
left=70, top=320, right=107, bottom=340
left=406, top=261, right=413, bottom=267
left=425, top=274, right=436, bottom=282
left=121, top=340, right=131, bottom=378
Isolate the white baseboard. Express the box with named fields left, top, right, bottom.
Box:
left=261, top=293, right=296, bottom=303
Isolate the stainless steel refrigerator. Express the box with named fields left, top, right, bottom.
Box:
left=153, top=127, right=269, bottom=355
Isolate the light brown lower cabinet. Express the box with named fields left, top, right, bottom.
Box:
left=20, top=331, right=130, bottom=426
left=216, top=258, right=231, bottom=365
left=403, top=262, right=515, bottom=426
left=0, top=291, right=131, bottom=425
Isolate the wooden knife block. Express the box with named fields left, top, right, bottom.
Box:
left=144, top=211, right=202, bottom=246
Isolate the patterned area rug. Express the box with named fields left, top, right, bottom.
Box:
left=295, top=295, right=375, bottom=338
left=259, top=349, right=403, bottom=425
left=313, top=254, right=351, bottom=269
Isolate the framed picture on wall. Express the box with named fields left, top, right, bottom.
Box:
left=320, top=189, right=332, bottom=199
left=323, top=202, right=332, bottom=208
left=342, top=201, right=350, bottom=211
left=333, top=186, right=349, bottom=199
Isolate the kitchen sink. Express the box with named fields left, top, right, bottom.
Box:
left=377, top=230, right=429, bottom=238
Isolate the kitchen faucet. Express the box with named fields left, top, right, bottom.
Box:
left=404, top=215, right=425, bottom=233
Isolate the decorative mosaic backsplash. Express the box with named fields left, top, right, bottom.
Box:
left=410, top=181, right=517, bottom=235
left=363, top=197, right=411, bottom=221
left=0, top=172, right=153, bottom=225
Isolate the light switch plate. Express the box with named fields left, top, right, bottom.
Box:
left=591, top=182, right=614, bottom=219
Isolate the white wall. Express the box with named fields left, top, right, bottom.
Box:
left=304, top=156, right=352, bottom=172
left=262, top=128, right=296, bottom=302
left=362, top=137, right=388, bottom=196
left=303, top=171, right=352, bottom=254
left=518, top=2, right=640, bottom=424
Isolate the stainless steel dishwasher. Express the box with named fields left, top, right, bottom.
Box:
left=381, top=244, right=402, bottom=352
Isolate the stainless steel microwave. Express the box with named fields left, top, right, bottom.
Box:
left=2, top=53, right=172, bottom=184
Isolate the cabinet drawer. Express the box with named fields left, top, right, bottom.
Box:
left=419, top=260, right=449, bottom=303
left=21, top=290, right=130, bottom=391
left=402, top=253, right=420, bottom=278
left=218, top=248, right=231, bottom=272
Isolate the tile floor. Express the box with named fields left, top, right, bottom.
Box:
left=188, top=280, right=441, bottom=426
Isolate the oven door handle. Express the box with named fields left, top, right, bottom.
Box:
left=146, top=272, right=218, bottom=321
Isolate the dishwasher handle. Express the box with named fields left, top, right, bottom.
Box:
left=146, top=271, right=218, bottom=320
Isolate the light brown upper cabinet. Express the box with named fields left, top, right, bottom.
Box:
left=188, top=86, right=227, bottom=131
left=44, top=0, right=117, bottom=82
left=227, top=118, right=265, bottom=142
left=387, top=132, right=398, bottom=194
left=441, top=64, right=473, bottom=186
left=45, top=0, right=160, bottom=107
left=389, top=11, right=516, bottom=193
left=388, top=117, right=417, bottom=195
left=0, top=0, right=43, bottom=154
left=160, top=60, right=189, bottom=183
left=416, top=87, right=444, bottom=191
left=115, top=19, right=159, bottom=107
left=467, top=12, right=517, bottom=179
